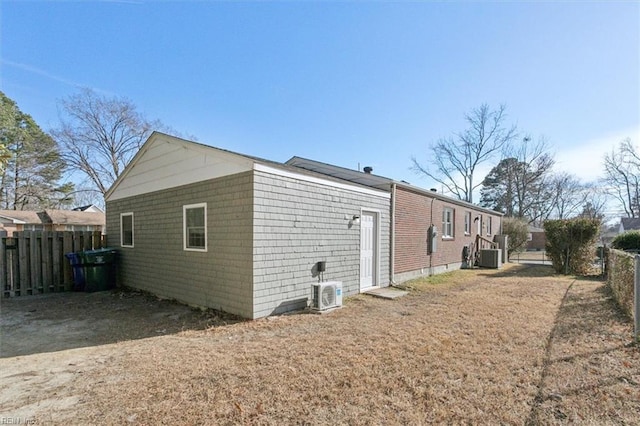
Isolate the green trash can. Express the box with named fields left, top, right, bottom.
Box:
left=80, top=248, right=117, bottom=292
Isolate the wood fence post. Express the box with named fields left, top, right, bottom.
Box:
left=18, top=232, right=28, bottom=295
left=52, top=232, right=62, bottom=291
left=30, top=232, right=41, bottom=294
left=42, top=231, right=52, bottom=293
left=63, top=232, right=74, bottom=291
left=0, top=234, right=6, bottom=296
left=82, top=231, right=92, bottom=250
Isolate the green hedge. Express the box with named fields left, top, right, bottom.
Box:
left=502, top=217, right=529, bottom=257
left=612, top=231, right=640, bottom=251
left=544, top=218, right=600, bottom=275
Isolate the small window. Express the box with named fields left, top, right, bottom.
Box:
left=487, top=217, right=493, bottom=236
left=65, top=225, right=93, bottom=232
left=464, top=212, right=472, bottom=235
left=442, top=208, right=454, bottom=238
left=121, top=213, right=134, bottom=248
left=184, top=203, right=207, bottom=252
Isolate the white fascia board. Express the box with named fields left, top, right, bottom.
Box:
left=254, top=163, right=391, bottom=199
left=0, top=215, right=26, bottom=224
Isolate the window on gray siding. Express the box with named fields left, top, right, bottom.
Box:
left=121, top=213, right=134, bottom=247
left=442, top=208, right=454, bottom=238
left=184, top=203, right=207, bottom=252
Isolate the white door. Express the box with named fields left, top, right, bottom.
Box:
left=360, top=211, right=377, bottom=290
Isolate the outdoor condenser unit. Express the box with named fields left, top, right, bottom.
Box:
left=478, top=249, right=502, bottom=268
left=311, top=281, right=343, bottom=311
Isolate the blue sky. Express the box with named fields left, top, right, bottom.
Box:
left=1, top=1, right=639, bottom=208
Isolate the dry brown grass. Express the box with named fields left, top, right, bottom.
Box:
left=2, top=263, right=638, bottom=425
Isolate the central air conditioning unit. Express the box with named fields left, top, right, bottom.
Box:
left=478, top=249, right=502, bottom=268
left=311, top=281, right=343, bottom=311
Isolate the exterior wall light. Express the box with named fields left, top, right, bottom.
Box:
left=352, top=214, right=361, bottom=225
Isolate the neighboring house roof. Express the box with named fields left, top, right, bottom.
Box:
left=44, top=209, right=105, bottom=226
left=72, top=204, right=104, bottom=213
left=286, top=156, right=504, bottom=216
left=620, top=217, right=640, bottom=232
left=528, top=226, right=545, bottom=233
left=0, top=210, right=42, bottom=224
left=0, top=209, right=105, bottom=227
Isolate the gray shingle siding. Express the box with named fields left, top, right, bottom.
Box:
left=106, top=168, right=391, bottom=319
left=252, top=170, right=390, bottom=318
left=106, top=172, right=254, bottom=318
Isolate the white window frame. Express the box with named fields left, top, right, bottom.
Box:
left=120, top=212, right=134, bottom=248
left=442, top=208, right=454, bottom=239
left=183, top=203, right=207, bottom=252
left=464, top=211, right=472, bottom=235
left=487, top=217, right=493, bottom=236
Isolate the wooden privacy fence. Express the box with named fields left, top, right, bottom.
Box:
left=1, top=231, right=105, bottom=298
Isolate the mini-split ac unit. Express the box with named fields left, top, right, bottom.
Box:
left=311, top=281, right=343, bottom=311
left=478, top=249, right=502, bottom=268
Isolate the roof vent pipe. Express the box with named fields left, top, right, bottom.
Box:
left=363, top=166, right=373, bottom=174
left=430, top=188, right=437, bottom=192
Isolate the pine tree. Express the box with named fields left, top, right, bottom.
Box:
left=0, top=91, right=73, bottom=210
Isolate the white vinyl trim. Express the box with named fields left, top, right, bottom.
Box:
left=120, top=212, right=134, bottom=248
left=183, top=203, right=208, bottom=252
left=254, top=164, right=391, bottom=199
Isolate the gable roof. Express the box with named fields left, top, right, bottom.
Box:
left=44, top=210, right=105, bottom=226
left=621, top=217, right=640, bottom=231
left=0, top=210, right=42, bottom=224
left=106, top=132, right=390, bottom=202
left=286, top=156, right=504, bottom=216
left=0, top=209, right=104, bottom=226
left=72, top=204, right=104, bottom=213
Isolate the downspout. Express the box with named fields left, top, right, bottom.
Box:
left=390, top=183, right=396, bottom=285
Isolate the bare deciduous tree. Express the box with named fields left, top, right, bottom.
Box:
left=412, top=104, right=517, bottom=203
left=480, top=136, right=555, bottom=222
left=577, top=184, right=608, bottom=221
left=603, top=138, right=640, bottom=218
left=547, top=173, right=587, bottom=220
left=52, top=89, right=163, bottom=198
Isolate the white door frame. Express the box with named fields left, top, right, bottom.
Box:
left=360, top=209, right=380, bottom=291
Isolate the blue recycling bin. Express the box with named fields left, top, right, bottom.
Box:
left=65, top=252, right=85, bottom=291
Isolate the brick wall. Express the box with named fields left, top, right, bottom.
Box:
left=527, top=231, right=546, bottom=251
left=393, top=186, right=502, bottom=282
left=106, top=172, right=255, bottom=318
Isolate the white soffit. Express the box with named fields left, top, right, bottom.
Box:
left=107, top=136, right=254, bottom=201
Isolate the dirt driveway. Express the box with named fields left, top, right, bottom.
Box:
left=1, top=264, right=638, bottom=425
left=1, top=290, right=238, bottom=358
